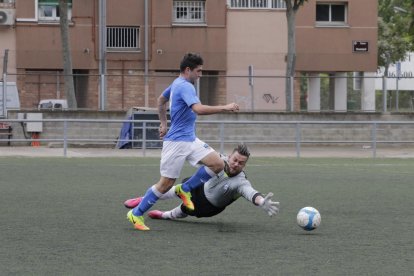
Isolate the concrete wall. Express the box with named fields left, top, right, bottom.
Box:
left=198, top=112, right=414, bottom=146
left=5, top=111, right=414, bottom=148
left=7, top=110, right=125, bottom=147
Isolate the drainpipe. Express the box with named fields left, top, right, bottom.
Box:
left=99, top=0, right=107, bottom=111
left=2, top=49, right=8, bottom=117
left=144, top=0, right=149, bottom=108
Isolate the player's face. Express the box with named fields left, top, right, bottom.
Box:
left=187, top=66, right=202, bottom=84
left=227, top=151, right=248, bottom=176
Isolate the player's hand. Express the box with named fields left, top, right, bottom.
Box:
left=260, top=193, right=280, bottom=217
left=159, top=124, right=167, bottom=139
left=225, top=103, right=239, bottom=112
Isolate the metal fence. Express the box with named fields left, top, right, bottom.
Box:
left=2, top=72, right=414, bottom=115
left=1, top=118, right=414, bottom=158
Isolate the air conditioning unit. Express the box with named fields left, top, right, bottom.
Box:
left=0, top=9, right=15, bottom=26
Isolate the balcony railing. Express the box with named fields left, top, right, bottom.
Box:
left=0, top=0, right=15, bottom=8
left=107, top=26, right=140, bottom=52
left=228, top=0, right=286, bottom=9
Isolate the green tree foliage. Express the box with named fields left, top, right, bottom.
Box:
left=378, top=0, right=412, bottom=72
left=410, top=1, right=414, bottom=37
left=379, top=0, right=414, bottom=111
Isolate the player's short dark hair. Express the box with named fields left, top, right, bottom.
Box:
left=180, top=53, right=203, bottom=72
left=234, top=143, right=250, bottom=159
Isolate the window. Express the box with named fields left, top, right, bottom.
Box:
left=316, top=2, right=347, bottom=26
left=228, top=0, right=286, bottom=9
left=107, top=26, right=140, bottom=52
left=173, top=1, right=206, bottom=24
left=38, top=0, right=72, bottom=21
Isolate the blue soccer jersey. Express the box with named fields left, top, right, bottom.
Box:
left=162, top=77, right=200, bottom=141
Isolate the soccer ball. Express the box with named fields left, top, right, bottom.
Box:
left=296, top=207, right=321, bottom=231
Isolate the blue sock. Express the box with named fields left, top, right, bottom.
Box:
left=181, top=166, right=215, bottom=192
left=132, top=186, right=160, bottom=216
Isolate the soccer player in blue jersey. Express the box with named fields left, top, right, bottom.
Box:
left=124, top=144, right=280, bottom=220
left=127, top=53, right=239, bottom=230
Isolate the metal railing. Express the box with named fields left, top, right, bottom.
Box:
left=1, top=118, right=414, bottom=158
left=2, top=69, right=414, bottom=114
left=228, top=0, right=286, bottom=9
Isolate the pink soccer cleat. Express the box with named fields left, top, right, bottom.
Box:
left=123, top=197, right=143, bottom=209
left=148, top=210, right=165, bottom=219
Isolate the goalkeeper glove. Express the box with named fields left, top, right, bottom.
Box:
left=259, top=192, right=280, bottom=217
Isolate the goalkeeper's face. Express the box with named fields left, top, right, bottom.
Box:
left=227, top=151, right=248, bottom=176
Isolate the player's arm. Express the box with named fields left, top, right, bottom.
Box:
left=238, top=180, right=280, bottom=217
left=253, top=193, right=280, bottom=217
left=157, top=94, right=169, bottom=139
left=191, top=102, right=239, bottom=115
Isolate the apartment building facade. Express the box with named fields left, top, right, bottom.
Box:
left=0, top=0, right=377, bottom=112
left=227, top=0, right=377, bottom=111
left=295, top=0, right=378, bottom=111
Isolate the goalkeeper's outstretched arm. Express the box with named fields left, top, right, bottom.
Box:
left=254, top=192, right=280, bottom=217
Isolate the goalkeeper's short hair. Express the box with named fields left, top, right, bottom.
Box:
left=233, top=143, right=250, bottom=159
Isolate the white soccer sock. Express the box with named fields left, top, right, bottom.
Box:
left=159, top=185, right=179, bottom=200
left=205, top=166, right=217, bottom=177
left=163, top=206, right=188, bottom=219
left=151, top=185, right=163, bottom=198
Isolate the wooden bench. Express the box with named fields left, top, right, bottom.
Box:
left=0, top=123, right=12, bottom=146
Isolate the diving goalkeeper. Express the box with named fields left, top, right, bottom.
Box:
left=124, top=144, right=279, bottom=220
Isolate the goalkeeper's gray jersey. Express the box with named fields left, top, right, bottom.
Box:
left=203, top=169, right=259, bottom=208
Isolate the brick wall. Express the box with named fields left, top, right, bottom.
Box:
left=17, top=69, right=166, bottom=111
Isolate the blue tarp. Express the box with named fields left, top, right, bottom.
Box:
left=116, top=115, right=132, bottom=149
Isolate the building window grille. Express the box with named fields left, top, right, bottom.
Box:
left=173, top=1, right=206, bottom=24
left=228, top=0, right=286, bottom=9
left=107, top=26, right=140, bottom=52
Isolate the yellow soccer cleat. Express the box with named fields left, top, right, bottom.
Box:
left=175, top=184, right=194, bottom=211
left=127, top=210, right=150, bottom=231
